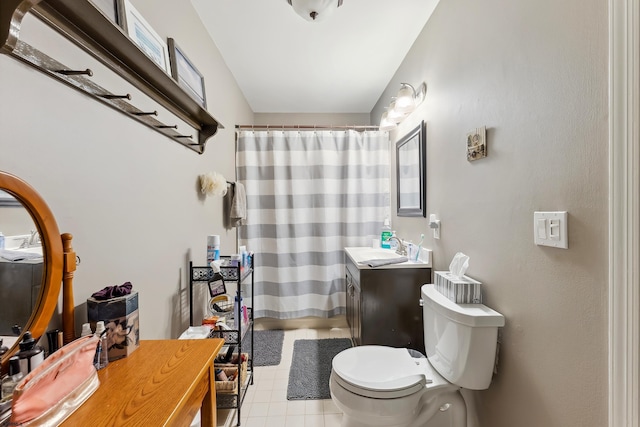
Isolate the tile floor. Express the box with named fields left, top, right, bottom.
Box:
left=216, top=327, right=349, bottom=427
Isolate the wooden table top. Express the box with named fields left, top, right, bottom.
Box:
left=62, top=339, right=224, bottom=427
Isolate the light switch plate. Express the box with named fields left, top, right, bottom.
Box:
left=534, top=211, right=568, bottom=249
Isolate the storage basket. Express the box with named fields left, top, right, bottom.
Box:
left=209, top=294, right=234, bottom=317
left=214, top=366, right=238, bottom=394
left=215, top=353, right=248, bottom=385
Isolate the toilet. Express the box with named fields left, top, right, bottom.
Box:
left=330, top=283, right=505, bottom=427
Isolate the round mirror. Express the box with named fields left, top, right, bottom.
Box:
left=0, top=171, right=64, bottom=372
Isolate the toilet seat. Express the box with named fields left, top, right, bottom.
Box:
left=332, top=346, right=439, bottom=399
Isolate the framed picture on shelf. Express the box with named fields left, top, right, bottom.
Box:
left=90, top=0, right=120, bottom=24
left=168, top=38, right=207, bottom=108
left=119, top=0, right=170, bottom=73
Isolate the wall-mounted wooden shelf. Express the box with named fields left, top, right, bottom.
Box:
left=0, top=0, right=223, bottom=154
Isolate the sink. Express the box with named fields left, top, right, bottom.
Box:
left=345, top=247, right=431, bottom=269
left=14, top=246, right=43, bottom=256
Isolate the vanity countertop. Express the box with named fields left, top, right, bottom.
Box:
left=345, top=246, right=432, bottom=270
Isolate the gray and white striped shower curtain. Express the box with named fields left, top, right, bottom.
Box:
left=236, top=129, right=390, bottom=319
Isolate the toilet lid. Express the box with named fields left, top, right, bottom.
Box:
left=332, top=346, right=427, bottom=398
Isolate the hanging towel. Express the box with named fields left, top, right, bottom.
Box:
left=230, top=182, right=247, bottom=227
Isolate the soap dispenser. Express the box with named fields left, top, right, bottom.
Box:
left=380, top=218, right=392, bottom=249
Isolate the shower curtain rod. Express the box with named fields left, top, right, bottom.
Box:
left=235, top=124, right=381, bottom=131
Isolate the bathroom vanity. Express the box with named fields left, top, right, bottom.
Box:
left=344, top=247, right=432, bottom=353
left=0, top=258, right=43, bottom=335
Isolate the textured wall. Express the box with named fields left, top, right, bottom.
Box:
left=0, top=0, right=253, bottom=340
left=372, top=0, right=608, bottom=426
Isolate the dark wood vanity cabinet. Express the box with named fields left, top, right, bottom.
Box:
left=345, top=254, right=431, bottom=354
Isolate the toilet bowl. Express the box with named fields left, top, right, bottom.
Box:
left=330, top=284, right=504, bottom=427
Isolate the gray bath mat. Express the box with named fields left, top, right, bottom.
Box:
left=287, top=338, right=352, bottom=400
left=242, top=329, right=284, bottom=366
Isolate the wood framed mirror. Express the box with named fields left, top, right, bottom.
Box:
left=0, top=171, right=75, bottom=373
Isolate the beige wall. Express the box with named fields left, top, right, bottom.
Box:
left=1, top=0, right=610, bottom=424
left=0, top=0, right=253, bottom=340
left=372, top=0, right=608, bottom=426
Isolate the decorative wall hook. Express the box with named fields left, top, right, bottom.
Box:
left=100, top=93, right=132, bottom=100
left=56, top=68, right=93, bottom=76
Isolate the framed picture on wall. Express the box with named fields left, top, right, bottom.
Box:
left=168, top=38, right=207, bottom=108
left=90, top=0, right=120, bottom=24
left=119, top=0, right=170, bottom=73
left=396, top=121, right=426, bottom=217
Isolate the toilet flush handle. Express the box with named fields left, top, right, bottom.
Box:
left=419, top=298, right=424, bottom=306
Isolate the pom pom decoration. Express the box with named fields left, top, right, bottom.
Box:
left=199, top=172, right=228, bottom=197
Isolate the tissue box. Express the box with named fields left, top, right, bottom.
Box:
left=87, top=291, right=140, bottom=361
left=434, top=271, right=482, bottom=304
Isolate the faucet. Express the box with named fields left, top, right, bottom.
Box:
left=389, top=235, right=407, bottom=256
left=28, top=230, right=40, bottom=246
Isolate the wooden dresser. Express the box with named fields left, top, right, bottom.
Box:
left=61, top=339, right=224, bottom=427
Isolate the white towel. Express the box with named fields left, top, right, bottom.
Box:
left=0, top=249, right=43, bottom=262
left=360, top=257, right=408, bottom=268
left=230, top=182, right=247, bottom=227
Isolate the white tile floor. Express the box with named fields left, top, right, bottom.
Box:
left=216, top=327, right=349, bottom=427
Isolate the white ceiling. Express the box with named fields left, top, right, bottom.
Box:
left=191, top=0, right=439, bottom=114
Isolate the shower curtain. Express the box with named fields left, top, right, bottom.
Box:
left=236, top=129, right=390, bottom=319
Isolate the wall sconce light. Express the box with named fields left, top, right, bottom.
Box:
left=379, top=82, right=427, bottom=131
left=286, top=0, right=343, bottom=21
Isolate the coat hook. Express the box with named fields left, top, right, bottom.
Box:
left=156, top=124, right=178, bottom=129
left=132, top=110, right=158, bottom=116
left=56, top=68, right=93, bottom=76
left=100, top=93, right=131, bottom=100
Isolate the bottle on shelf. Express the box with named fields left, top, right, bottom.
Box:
left=239, top=246, right=248, bottom=271
left=207, top=235, right=221, bottom=264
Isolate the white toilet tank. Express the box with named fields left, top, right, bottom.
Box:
left=422, top=284, right=505, bottom=390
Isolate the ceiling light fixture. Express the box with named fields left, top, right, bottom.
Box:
left=379, top=82, right=427, bottom=131
left=286, top=0, right=344, bottom=22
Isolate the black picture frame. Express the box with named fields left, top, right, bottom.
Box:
left=396, top=121, right=426, bottom=217
left=168, top=38, right=207, bottom=108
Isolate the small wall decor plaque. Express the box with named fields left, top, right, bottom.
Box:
left=466, top=126, right=487, bottom=161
